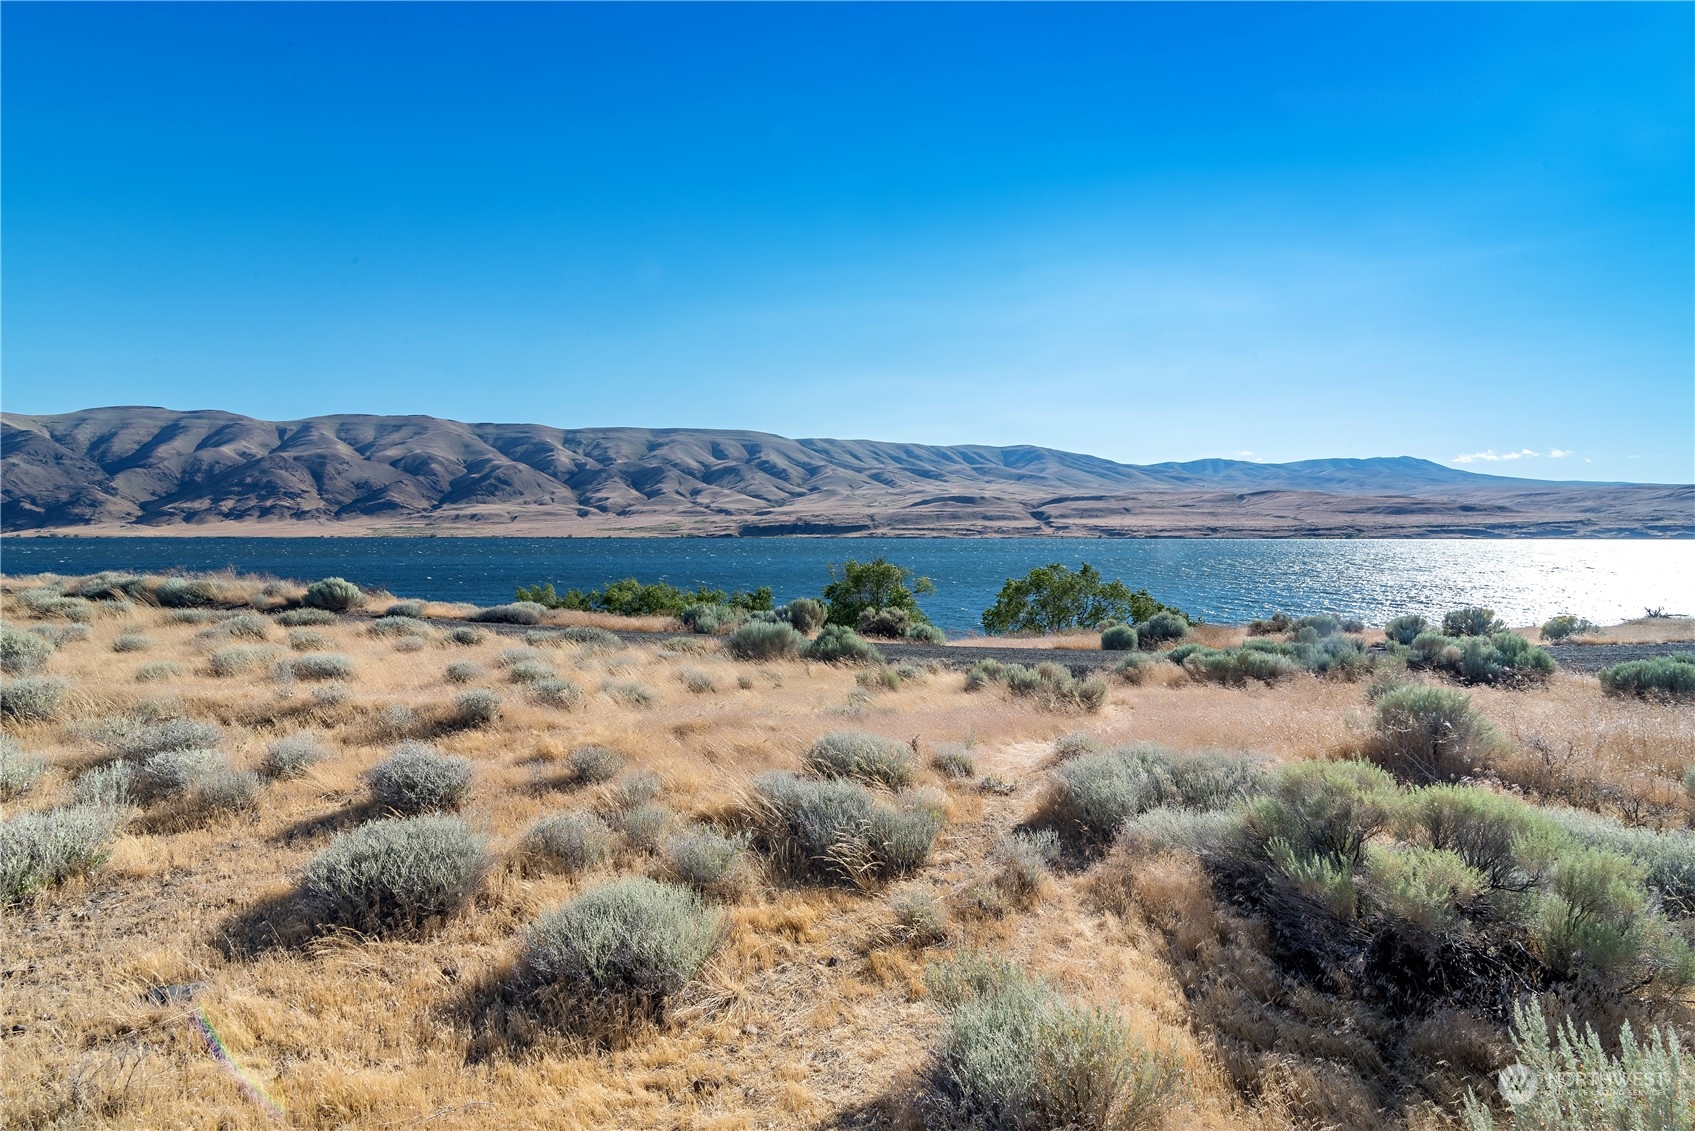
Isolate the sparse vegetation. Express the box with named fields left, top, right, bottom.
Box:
left=963, top=659, right=1108, bottom=712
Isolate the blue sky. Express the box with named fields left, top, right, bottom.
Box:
left=3, top=3, right=1691, bottom=483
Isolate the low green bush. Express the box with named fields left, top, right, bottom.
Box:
left=558, top=625, right=621, bottom=648
left=303, top=577, right=365, bottom=613
left=519, top=811, right=614, bottom=875
left=1136, top=611, right=1188, bottom=648
left=805, top=625, right=884, bottom=666
left=1540, top=614, right=1600, bottom=642
left=301, top=816, right=487, bottom=934
left=726, top=621, right=806, bottom=661
left=33, top=623, right=91, bottom=647
left=806, top=730, right=916, bottom=789
left=72, top=761, right=136, bottom=808
left=0, top=626, right=53, bottom=675
left=1, top=676, right=67, bottom=722
left=202, top=613, right=271, bottom=640
left=1383, top=614, right=1429, bottom=646
left=1111, top=652, right=1159, bottom=684
left=1, top=805, right=121, bottom=905
left=1598, top=654, right=1695, bottom=699
left=1366, top=684, right=1500, bottom=784
left=366, top=743, right=473, bottom=814
left=135, top=747, right=224, bottom=803
left=1100, top=624, right=1139, bottom=651
left=521, top=877, right=724, bottom=1024
left=857, top=606, right=911, bottom=639
left=1041, top=746, right=1179, bottom=845
left=924, top=953, right=1184, bottom=1131
left=906, top=622, right=948, bottom=644
left=1400, top=629, right=1555, bottom=686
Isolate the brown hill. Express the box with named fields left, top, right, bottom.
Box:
left=2, top=407, right=1689, bottom=536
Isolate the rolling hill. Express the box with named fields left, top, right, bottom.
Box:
left=2, top=407, right=1689, bottom=537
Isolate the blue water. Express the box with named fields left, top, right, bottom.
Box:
left=2, top=537, right=1690, bottom=634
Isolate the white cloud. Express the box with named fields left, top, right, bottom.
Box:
left=1453, top=448, right=1540, bottom=464
left=1548, top=449, right=1572, bottom=458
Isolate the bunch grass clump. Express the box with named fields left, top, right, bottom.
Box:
left=300, top=815, right=487, bottom=934
left=366, top=743, right=473, bottom=814
left=778, top=598, right=828, bottom=633
left=931, top=744, right=977, bottom=780
left=112, top=632, right=154, bottom=654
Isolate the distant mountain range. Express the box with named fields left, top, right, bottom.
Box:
left=3, top=407, right=1690, bottom=537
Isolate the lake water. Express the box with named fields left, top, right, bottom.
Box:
left=1, top=536, right=1690, bottom=634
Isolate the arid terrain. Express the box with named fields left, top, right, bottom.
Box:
left=6, top=408, right=1691, bottom=537
left=2, top=574, right=1692, bottom=1130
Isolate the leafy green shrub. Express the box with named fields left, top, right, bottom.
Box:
left=446, top=625, right=486, bottom=645
left=300, top=816, right=487, bottom=934
left=208, top=645, right=280, bottom=677
left=664, top=827, right=749, bottom=894
left=806, top=730, right=916, bottom=789
left=980, top=562, right=1187, bottom=635
left=1598, top=654, right=1695, bottom=699
left=1403, top=630, right=1554, bottom=686
left=453, top=689, right=502, bottom=728
left=1100, top=624, right=1139, bottom=651
left=518, top=578, right=769, bottom=618
left=1, top=676, right=66, bottom=722
left=1540, top=614, right=1600, bottom=642
left=518, top=811, right=615, bottom=875
left=0, top=737, right=45, bottom=800
left=290, top=653, right=353, bottom=681
left=778, top=598, right=828, bottom=633
left=303, top=577, right=365, bottom=613
left=805, top=625, right=884, bottom=666
left=726, top=621, right=806, bottom=661
left=276, top=608, right=337, bottom=626
left=1367, top=684, right=1500, bottom=783
left=1136, top=611, right=1188, bottom=648
left=1539, top=806, right=1695, bottom=919
left=924, top=953, right=1184, bottom=1131
left=680, top=602, right=742, bottom=635
left=445, top=660, right=485, bottom=683
left=469, top=602, right=545, bottom=625
left=263, top=733, right=329, bottom=779
left=1, top=806, right=121, bottom=905
left=1461, top=998, right=1695, bottom=1131
left=1443, top=607, right=1505, bottom=637
left=824, top=558, right=935, bottom=630
left=0, top=625, right=53, bottom=675
left=135, top=661, right=185, bottom=683
left=931, top=744, right=977, bottom=780
left=366, top=743, right=473, bottom=814
left=559, top=746, right=619, bottom=788
left=531, top=677, right=583, bottom=708
left=521, top=877, right=724, bottom=1024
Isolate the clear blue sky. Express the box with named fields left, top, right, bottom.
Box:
left=4, top=3, right=1691, bottom=483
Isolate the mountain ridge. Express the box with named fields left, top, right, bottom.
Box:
left=3, top=407, right=1689, bottom=537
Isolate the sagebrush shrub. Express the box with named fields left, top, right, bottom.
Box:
left=135, top=661, right=185, bottom=683
left=303, top=577, right=365, bottom=612
left=1112, top=652, right=1158, bottom=684
left=446, top=626, right=486, bottom=646
left=522, top=877, right=724, bottom=1022
left=608, top=771, right=662, bottom=810
left=603, top=681, right=656, bottom=708
left=0, top=737, right=45, bottom=800
left=263, top=733, right=329, bottom=779
left=300, top=816, right=486, bottom=934
left=112, top=632, right=154, bottom=654
left=889, top=887, right=950, bottom=946
left=1367, top=684, right=1499, bottom=783
left=276, top=608, right=337, bottom=627
left=1383, top=614, right=1429, bottom=646
left=73, top=761, right=136, bottom=808
left=995, top=828, right=1060, bottom=903
left=931, top=744, right=977, bottom=780
left=507, top=659, right=557, bottom=684
left=136, top=747, right=224, bottom=802
left=469, top=602, right=544, bottom=625
left=1137, top=611, right=1188, bottom=647
left=617, top=802, right=675, bottom=852
left=856, top=606, right=911, bottom=639
left=726, top=621, right=805, bottom=661
left=1042, top=747, right=1178, bottom=846
left=290, top=653, right=353, bottom=681
left=369, top=615, right=433, bottom=638
left=906, top=623, right=948, bottom=644
left=1540, top=614, right=1600, bottom=642
left=209, top=645, right=279, bottom=677
left=519, top=811, right=614, bottom=875
left=806, top=730, right=916, bottom=789
left=205, top=613, right=271, bottom=640
left=32, top=623, right=91, bottom=647
left=664, top=827, right=749, bottom=894
left=558, top=626, right=620, bottom=648
left=100, top=716, right=221, bottom=758
left=287, top=629, right=331, bottom=652
left=805, top=625, right=884, bottom=666
left=1598, top=654, right=1695, bottom=699
left=569, top=745, right=623, bottom=784
left=1100, top=624, right=1139, bottom=651
left=1442, top=607, right=1505, bottom=637
left=678, top=668, right=716, bottom=694
left=1, top=806, right=121, bottom=905
left=366, top=743, right=473, bottom=814
left=453, top=689, right=502, bottom=728
left=445, top=661, right=485, bottom=684
left=753, top=771, right=940, bottom=884
left=531, top=677, right=583, bottom=708
left=1, top=676, right=67, bottom=722
left=778, top=598, right=828, bottom=634
left=387, top=600, right=426, bottom=618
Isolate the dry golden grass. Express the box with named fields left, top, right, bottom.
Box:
left=3, top=583, right=1689, bottom=1130
left=1518, top=616, right=1695, bottom=646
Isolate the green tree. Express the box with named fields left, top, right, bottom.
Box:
left=980, top=562, right=1187, bottom=635
left=822, top=559, right=935, bottom=628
